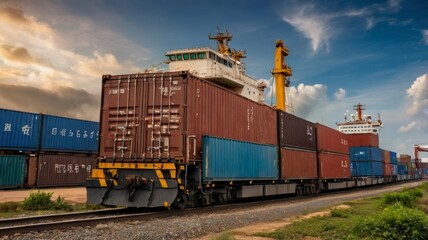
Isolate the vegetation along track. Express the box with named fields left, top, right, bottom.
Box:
left=0, top=180, right=420, bottom=236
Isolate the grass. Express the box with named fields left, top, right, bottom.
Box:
left=255, top=183, right=428, bottom=240
left=0, top=191, right=105, bottom=218
left=210, top=232, right=235, bottom=240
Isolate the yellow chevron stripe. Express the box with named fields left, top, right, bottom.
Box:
left=90, top=169, right=105, bottom=178
left=177, top=178, right=182, bottom=184
left=169, top=170, right=176, bottom=179
left=155, top=170, right=168, bottom=188
left=99, top=179, right=107, bottom=187
left=98, top=162, right=176, bottom=170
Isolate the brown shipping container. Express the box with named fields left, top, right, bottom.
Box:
left=278, top=112, right=316, bottom=150
left=399, top=154, right=411, bottom=163
left=99, top=72, right=277, bottom=161
left=315, top=124, right=349, bottom=154
left=36, top=154, right=96, bottom=187
left=280, top=148, right=318, bottom=179
left=382, top=150, right=391, bottom=164
left=318, top=152, right=351, bottom=179
left=383, top=163, right=392, bottom=176
left=348, top=133, right=379, bottom=147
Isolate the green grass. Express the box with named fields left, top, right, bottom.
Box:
left=210, top=232, right=235, bottom=240
left=256, top=183, right=428, bottom=240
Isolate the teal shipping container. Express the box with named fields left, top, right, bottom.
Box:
left=351, top=161, right=383, bottom=177
left=0, top=155, right=26, bottom=189
left=202, top=136, right=278, bottom=181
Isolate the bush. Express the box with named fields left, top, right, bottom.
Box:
left=0, top=202, right=21, bottom=212
left=354, top=204, right=428, bottom=240
left=22, top=191, right=53, bottom=211
left=330, top=208, right=350, bottom=218
left=52, top=196, right=72, bottom=211
left=383, top=189, right=423, bottom=207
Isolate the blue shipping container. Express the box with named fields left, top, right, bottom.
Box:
left=0, top=155, right=26, bottom=189
left=202, top=136, right=278, bottom=181
left=397, top=164, right=408, bottom=175
left=392, top=164, right=398, bottom=175
left=390, top=151, right=397, bottom=165
left=41, top=115, right=99, bottom=154
left=0, top=109, right=41, bottom=151
left=351, top=161, right=383, bottom=177
left=349, top=147, right=383, bottom=162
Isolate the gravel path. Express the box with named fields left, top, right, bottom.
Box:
left=4, top=181, right=425, bottom=240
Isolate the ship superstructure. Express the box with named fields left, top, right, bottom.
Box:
left=164, top=30, right=266, bottom=103
left=336, top=103, right=383, bottom=134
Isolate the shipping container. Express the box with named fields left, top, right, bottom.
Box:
left=99, top=72, right=278, bottom=162
left=399, top=154, right=411, bottom=163
left=315, top=124, right=349, bottom=154
left=382, top=150, right=390, bottom=163
left=278, top=112, right=316, bottom=150
left=280, top=147, right=317, bottom=179
left=389, top=151, right=397, bottom=165
left=0, top=109, right=41, bottom=151
left=0, top=155, right=26, bottom=189
left=202, top=136, right=278, bottom=181
left=392, top=164, right=398, bottom=175
left=349, top=147, right=383, bottom=162
left=351, top=161, right=383, bottom=177
left=318, top=152, right=351, bottom=179
left=36, top=154, right=96, bottom=187
left=347, top=133, right=379, bottom=147
left=383, top=163, right=392, bottom=176
left=41, top=115, right=99, bottom=154
left=397, top=164, right=408, bottom=175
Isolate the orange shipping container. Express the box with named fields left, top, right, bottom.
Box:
left=382, top=150, right=391, bottom=164
left=318, top=152, right=351, bottom=179
left=315, top=124, right=349, bottom=154
left=280, top=148, right=317, bottom=179
left=348, top=133, right=379, bottom=147
left=383, top=163, right=392, bottom=176
left=399, top=154, right=411, bottom=164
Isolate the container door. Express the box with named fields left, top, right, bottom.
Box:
left=27, top=155, right=38, bottom=187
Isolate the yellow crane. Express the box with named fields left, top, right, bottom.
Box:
left=272, top=40, right=292, bottom=112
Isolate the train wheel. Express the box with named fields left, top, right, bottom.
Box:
left=171, top=193, right=187, bottom=210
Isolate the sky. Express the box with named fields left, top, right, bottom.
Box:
left=0, top=0, right=427, bottom=158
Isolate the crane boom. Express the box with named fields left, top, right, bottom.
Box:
left=272, top=40, right=292, bottom=112
left=415, top=144, right=428, bottom=170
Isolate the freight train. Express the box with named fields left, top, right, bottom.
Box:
left=86, top=32, right=421, bottom=208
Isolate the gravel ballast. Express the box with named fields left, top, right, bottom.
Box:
left=3, top=181, right=425, bottom=240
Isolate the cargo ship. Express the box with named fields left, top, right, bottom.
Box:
left=336, top=103, right=383, bottom=134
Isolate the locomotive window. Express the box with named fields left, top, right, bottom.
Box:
left=183, top=53, right=189, bottom=60
left=177, top=54, right=183, bottom=61
left=190, top=53, right=196, bottom=59
left=197, top=52, right=206, bottom=59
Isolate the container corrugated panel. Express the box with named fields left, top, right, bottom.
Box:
left=318, top=152, right=350, bottom=179
left=397, top=164, right=408, bottom=174
left=390, top=151, right=397, bottom=165
left=349, top=147, right=383, bottom=162
left=315, top=124, right=348, bottom=154
left=99, top=72, right=277, bottom=161
left=382, top=150, right=390, bottom=163
left=0, top=155, right=26, bottom=189
left=351, top=161, right=383, bottom=177
left=36, top=154, right=96, bottom=187
left=0, top=109, right=41, bottom=151
left=347, top=133, right=379, bottom=147
left=383, top=163, right=392, bottom=176
left=202, top=136, right=278, bottom=181
left=399, top=154, right=411, bottom=163
left=41, top=115, right=99, bottom=154
left=392, top=165, right=398, bottom=175
left=280, top=147, right=317, bottom=179
left=278, top=112, right=316, bottom=150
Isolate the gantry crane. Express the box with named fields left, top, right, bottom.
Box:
left=272, top=40, right=292, bottom=112
left=415, top=144, right=428, bottom=170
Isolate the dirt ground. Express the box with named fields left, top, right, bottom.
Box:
left=0, top=187, right=86, bottom=204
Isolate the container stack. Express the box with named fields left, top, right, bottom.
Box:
left=347, top=133, right=379, bottom=147
left=382, top=150, right=392, bottom=176
left=349, top=146, right=383, bottom=177
left=278, top=112, right=317, bottom=179
left=421, top=163, right=428, bottom=179
left=390, top=151, right=398, bottom=176
left=0, top=108, right=99, bottom=189
left=315, top=124, right=350, bottom=179
left=398, top=154, right=411, bottom=180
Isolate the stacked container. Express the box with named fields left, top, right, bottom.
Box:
left=349, top=146, right=383, bottom=177
left=390, top=151, right=398, bottom=175
left=315, top=124, right=350, bottom=179
left=278, top=112, right=317, bottom=179
left=347, top=133, right=379, bottom=147
left=382, top=150, right=392, bottom=176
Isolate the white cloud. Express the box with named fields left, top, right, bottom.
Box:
left=422, top=30, right=428, bottom=45
left=399, top=74, right=428, bottom=133
left=335, top=88, right=347, bottom=100
left=282, top=5, right=331, bottom=52
left=289, top=83, right=328, bottom=118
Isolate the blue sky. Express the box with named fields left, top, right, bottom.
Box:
left=0, top=0, right=427, bottom=158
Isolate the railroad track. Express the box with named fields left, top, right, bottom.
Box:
left=0, top=180, right=421, bottom=237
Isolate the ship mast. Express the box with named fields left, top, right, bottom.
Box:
left=209, top=29, right=232, bottom=55
left=354, top=103, right=366, bottom=121
left=272, top=40, right=292, bottom=112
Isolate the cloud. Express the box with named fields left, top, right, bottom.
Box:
left=289, top=83, right=328, bottom=117
left=282, top=5, right=330, bottom=52
left=399, top=74, right=428, bottom=133
left=335, top=88, right=347, bottom=100
left=423, top=30, right=428, bottom=45
left=0, top=44, right=33, bottom=63
left=0, top=83, right=100, bottom=121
